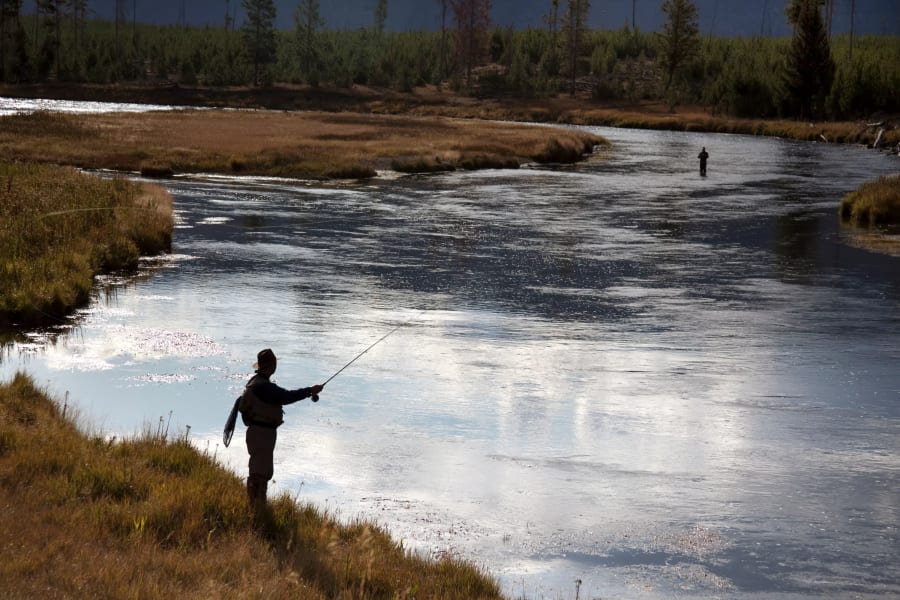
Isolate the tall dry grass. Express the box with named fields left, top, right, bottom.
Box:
left=840, top=174, right=900, bottom=228
left=0, top=373, right=504, bottom=599
left=0, top=162, right=173, bottom=327
left=0, top=109, right=605, bottom=179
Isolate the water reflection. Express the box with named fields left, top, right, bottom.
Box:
left=0, top=95, right=187, bottom=115
left=2, top=126, right=899, bottom=599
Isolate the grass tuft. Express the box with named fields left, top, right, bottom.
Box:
left=840, top=174, right=900, bottom=228
left=391, top=155, right=456, bottom=173
left=459, top=153, right=521, bottom=170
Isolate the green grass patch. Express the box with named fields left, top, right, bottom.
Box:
left=0, top=162, right=173, bottom=328
left=0, top=373, right=505, bottom=599
left=840, top=174, right=900, bottom=228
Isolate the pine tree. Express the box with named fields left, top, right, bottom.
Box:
left=784, top=0, right=834, bottom=118
left=0, top=0, right=29, bottom=82
left=451, top=0, right=490, bottom=89
left=436, top=0, right=449, bottom=86
left=539, top=0, right=561, bottom=81
left=295, top=0, right=323, bottom=85
left=241, top=0, right=276, bottom=86
left=659, top=0, right=699, bottom=93
left=562, top=0, right=589, bottom=96
left=35, top=0, right=66, bottom=80
left=374, top=0, right=388, bottom=37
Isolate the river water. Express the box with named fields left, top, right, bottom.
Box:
left=2, top=115, right=899, bottom=598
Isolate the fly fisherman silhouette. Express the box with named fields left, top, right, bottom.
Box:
left=698, top=146, right=709, bottom=176
left=238, top=349, right=323, bottom=510
left=222, top=317, right=416, bottom=510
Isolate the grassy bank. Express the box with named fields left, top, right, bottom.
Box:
left=0, top=162, right=173, bottom=327
left=840, top=174, right=900, bottom=228
left=0, top=373, right=504, bottom=599
left=559, top=107, right=899, bottom=146
left=0, top=109, right=605, bottom=180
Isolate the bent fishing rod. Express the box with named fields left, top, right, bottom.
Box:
left=312, top=314, right=420, bottom=401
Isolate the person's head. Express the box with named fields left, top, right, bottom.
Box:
left=254, top=348, right=277, bottom=376
left=702, top=146, right=706, bottom=151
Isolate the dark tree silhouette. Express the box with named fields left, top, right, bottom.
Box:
left=451, top=0, right=490, bottom=89
left=241, top=0, right=276, bottom=86
left=784, top=0, right=834, bottom=118
left=562, top=0, right=589, bottom=96
left=659, top=0, right=699, bottom=93
left=295, top=0, right=323, bottom=85
left=0, top=0, right=29, bottom=81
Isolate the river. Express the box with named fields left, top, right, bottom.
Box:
left=2, top=112, right=899, bottom=598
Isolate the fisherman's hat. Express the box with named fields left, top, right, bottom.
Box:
left=254, top=348, right=277, bottom=371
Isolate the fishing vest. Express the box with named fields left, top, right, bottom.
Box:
left=239, top=379, right=284, bottom=427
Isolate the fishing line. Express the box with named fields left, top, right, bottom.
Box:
left=314, top=311, right=423, bottom=399
left=35, top=206, right=162, bottom=219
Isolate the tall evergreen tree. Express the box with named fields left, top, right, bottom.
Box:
left=658, top=0, right=699, bottom=93
left=451, top=0, right=490, bottom=89
left=295, top=0, right=322, bottom=85
left=0, top=0, right=29, bottom=81
left=71, top=0, right=87, bottom=49
left=35, top=0, right=66, bottom=79
left=784, top=0, right=834, bottom=118
left=436, top=0, right=449, bottom=85
left=539, top=0, right=561, bottom=79
left=562, top=0, right=589, bottom=96
left=374, top=0, right=388, bottom=36
left=241, top=0, right=276, bottom=86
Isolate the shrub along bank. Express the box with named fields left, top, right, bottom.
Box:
left=840, top=174, right=900, bottom=228
left=0, top=162, right=173, bottom=328
left=0, top=373, right=504, bottom=599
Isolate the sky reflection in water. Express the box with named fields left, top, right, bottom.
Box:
left=3, top=125, right=900, bottom=599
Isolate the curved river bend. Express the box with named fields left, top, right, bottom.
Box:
left=3, top=124, right=899, bottom=599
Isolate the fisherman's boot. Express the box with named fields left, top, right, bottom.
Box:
left=246, top=476, right=260, bottom=508
left=258, top=479, right=268, bottom=508
left=247, top=475, right=267, bottom=514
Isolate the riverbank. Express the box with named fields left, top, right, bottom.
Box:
left=0, top=162, right=172, bottom=329
left=3, top=82, right=898, bottom=148
left=0, top=373, right=503, bottom=599
left=0, top=106, right=605, bottom=179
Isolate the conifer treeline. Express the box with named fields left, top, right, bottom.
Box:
left=0, top=0, right=896, bottom=120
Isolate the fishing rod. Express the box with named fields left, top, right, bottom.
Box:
left=312, top=314, right=420, bottom=401
left=224, top=314, right=422, bottom=446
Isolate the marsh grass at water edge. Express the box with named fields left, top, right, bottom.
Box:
left=840, top=174, right=900, bottom=228
left=0, top=162, right=173, bottom=328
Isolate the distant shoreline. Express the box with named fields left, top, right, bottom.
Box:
left=3, top=82, right=898, bottom=148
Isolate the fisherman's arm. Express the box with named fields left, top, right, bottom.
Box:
left=258, top=381, right=324, bottom=406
